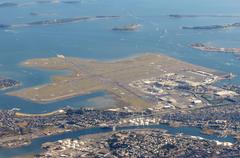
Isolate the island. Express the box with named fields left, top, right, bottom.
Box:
left=0, top=16, right=120, bottom=29
left=62, top=1, right=81, bottom=4
left=0, top=24, right=11, bottom=29
left=182, top=22, right=240, bottom=30
left=191, top=43, right=240, bottom=55
left=169, top=14, right=240, bottom=18
left=112, top=24, right=142, bottom=31
left=0, top=77, right=20, bottom=90
left=0, top=2, right=18, bottom=8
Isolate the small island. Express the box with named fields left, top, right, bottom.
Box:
left=191, top=43, right=240, bottom=55
left=112, top=24, right=142, bottom=31
left=182, top=22, right=240, bottom=30
left=0, top=16, right=120, bottom=29
left=0, top=77, right=20, bottom=90
left=169, top=14, right=240, bottom=18
left=0, top=2, right=18, bottom=8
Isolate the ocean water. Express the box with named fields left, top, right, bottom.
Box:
left=0, top=0, right=240, bottom=156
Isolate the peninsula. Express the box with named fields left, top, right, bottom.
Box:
left=9, top=53, right=227, bottom=110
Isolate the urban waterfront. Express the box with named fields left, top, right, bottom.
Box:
left=0, top=124, right=235, bottom=158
